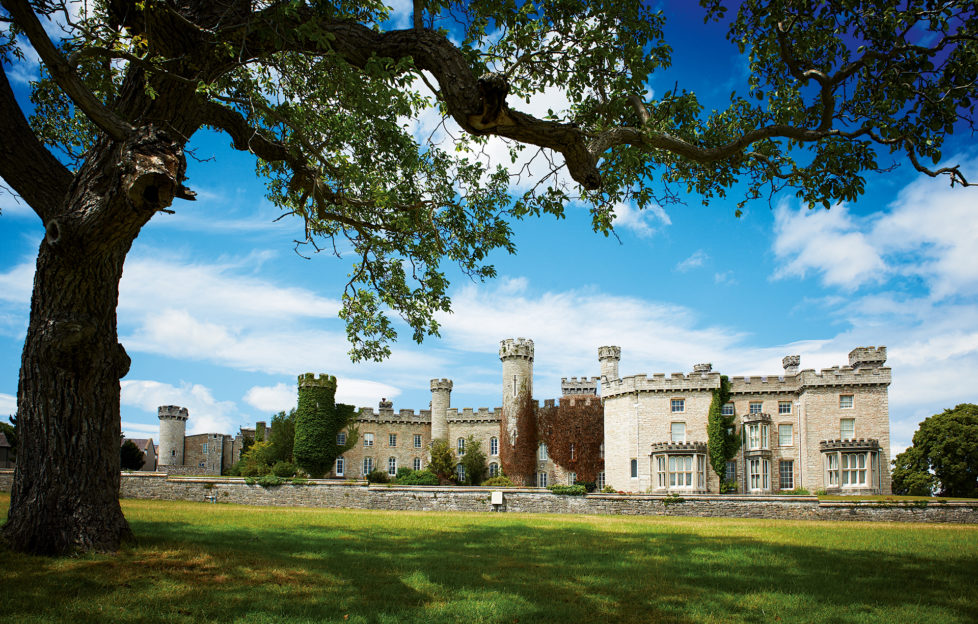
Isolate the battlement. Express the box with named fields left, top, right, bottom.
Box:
left=598, top=345, right=621, bottom=361
left=447, top=407, right=502, bottom=422
left=849, top=346, right=887, bottom=369
left=356, top=407, right=432, bottom=423
left=602, top=371, right=721, bottom=397
left=561, top=376, right=599, bottom=395
left=729, top=375, right=802, bottom=394
left=558, top=395, right=601, bottom=407
left=158, top=405, right=189, bottom=421
left=430, top=378, right=453, bottom=392
left=298, top=372, right=337, bottom=389
left=499, top=337, right=534, bottom=360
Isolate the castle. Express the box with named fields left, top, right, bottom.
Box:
left=157, top=338, right=892, bottom=495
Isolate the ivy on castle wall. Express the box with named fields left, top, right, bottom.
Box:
left=706, top=375, right=739, bottom=483
left=538, top=397, right=604, bottom=483
left=293, top=376, right=358, bottom=478
left=499, top=387, right=538, bottom=486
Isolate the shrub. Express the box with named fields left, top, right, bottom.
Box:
left=576, top=481, right=597, bottom=493
left=484, top=475, right=515, bottom=487
left=120, top=440, right=146, bottom=471
left=428, top=439, right=458, bottom=483
left=396, top=466, right=414, bottom=480
left=271, top=461, right=297, bottom=478
left=720, top=480, right=738, bottom=494
left=459, top=435, right=488, bottom=485
left=600, top=485, right=616, bottom=493
left=815, top=488, right=828, bottom=496
left=548, top=484, right=586, bottom=496
left=367, top=469, right=390, bottom=484
left=396, top=470, right=439, bottom=485
left=290, top=477, right=309, bottom=485
left=780, top=487, right=811, bottom=495
left=257, top=474, right=284, bottom=487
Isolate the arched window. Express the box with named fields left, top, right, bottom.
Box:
left=490, top=436, right=498, bottom=456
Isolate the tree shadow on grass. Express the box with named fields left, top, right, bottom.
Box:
left=1, top=509, right=976, bottom=624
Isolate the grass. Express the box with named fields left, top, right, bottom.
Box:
left=1, top=494, right=976, bottom=623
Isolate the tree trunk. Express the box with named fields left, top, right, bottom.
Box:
left=2, top=127, right=189, bottom=555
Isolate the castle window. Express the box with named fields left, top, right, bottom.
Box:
left=490, top=437, right=498, bottom=456
left=840, top=394, right=854, bottom=409
left=656, top=455, right=667, bottom=487
left=202, top=443, right=208, bottom=453
left=388, top=457, right=397, bottom=476
left=749, top=458, right=770, bottom=491
left=537, top=472, right=548, bottom=487
left=780, top=460, right=794, bottom=490
left=568, top=472, right=577, bottom=485
left=779, top=424, right=793, bottom=447
left=842, top=452, right=867, bottom=486
left=761, top=424, right=769, bottom=448
left=363, top=457, right=373, bottom=475
left=337, top=432, right=347, bottom=446
left=597, top=471, right=606, bottom=490
left=840, top=418, right=855, bottom=439
left=538, top=443, right=548, bottom=461
left=413, top=457, right=422, bottom=471
left=721, top=403, right=734, bottom=416
left=826, top=453, right=839, bottom=485
left=335, top=456, right=345, bottom=477
left=669, top=456, right=693, bottom=487
left=414, top=434, right=422, bottom=448
left=171, top=450, right=176, bottom=457
left=671, top=398, right=685, bottom=413
left=670, top=422, right=686, bottom=443
left=457, top=464, right=466, bottom=483
left=457, top=437, right=465, bottom=455
left=749, top=401, right=763, bottom=415
left=364, top=433, right=374, bottom=447
left=389, top=434, right=397, bottom=447
left=778, top=401, right=792, bottom=414
left=725, top=461, right=736, bottom=484
left=489, top=462, right=499, bottom=478
left=630, top=459, right=638, bottom=478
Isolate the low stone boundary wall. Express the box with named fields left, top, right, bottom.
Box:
left=1, top=470, right=975, bottom=523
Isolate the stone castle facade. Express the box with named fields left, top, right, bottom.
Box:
left=158, top=339, right=892, bottom=494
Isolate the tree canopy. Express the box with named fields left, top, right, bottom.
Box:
left=1, top=0, right=976, bottom=554
left=892, top=403, right=978, bottom=498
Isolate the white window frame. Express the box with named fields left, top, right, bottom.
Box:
left=363, top=457, right=373, bottom=475
left=413, top=457, right=422, bottom=471
left=363, top=433, right=374, bottom=448
left=725, top=460, right=736, bottom=483
left=840, top=418, right=855, bottom=439
left=748, top=424, right=760, bottom=450
left=568, top=471, right=577, bottom=485
left=780, top=460, right=794, bottom=490
left=840, top=394, right=854, bottom=409
left=597, top=471, right=606, bottom=490
left=457, top=464, right=466, bottom=482
left=749, top=401, right=763, bottom=415
left=761, top=424, right=769, bottom=449
left=669, top=455, right=694, bottom=488
left=202, top=442, right=208, bottom=453
left=489, top=462, right=499, bottom=478
left=413, top=434, right=422, bottom=448
left=670, top=422, right=686, bottom=443
left=537, top=472, right=548, bottom=487
left=490, top=436, right=498, bottom=456
left=457, top=437, right=465, bottom=455
left=389, top=433, right=397, bottom=447
left=656, top=455, right=667, bottom=487
left=538, top=442, right=548, bottom=461
left=671, top=398, right=685, bottom=413
left=842, top=452, right=868, bottom=486
left=826, top=453, right=839, bottom=486
left=335, top=456, right=345, bottom=477
left=778, top=401, right=792, bottom=415
left=388, top=456, right=397, bottom=476
left=337, top=432, right=347, bottom=446
left=721, top=403, right=734, bottom=417
left=778, top=424, right=793, bottom=447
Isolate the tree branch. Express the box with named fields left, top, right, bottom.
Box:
left=1, top=0, right=133, bottom=141
left=0, top=64, right=72, bottom=221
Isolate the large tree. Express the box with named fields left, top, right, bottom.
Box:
left=0, top=0, right=976, bottom=554
left=892, top=403, right=978, bottom=498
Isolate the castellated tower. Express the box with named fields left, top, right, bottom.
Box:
left=297, top=373, right=337, bottom=411
left=430, top=378, right=453, bottom=441
left=499, top=338, right=534, bottom=442
left=598, top=345, right=621, bottom=387
left=157, top=405, right=188, bottom=467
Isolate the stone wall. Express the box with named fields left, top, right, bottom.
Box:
left=1, top=471, right=969, bottom=524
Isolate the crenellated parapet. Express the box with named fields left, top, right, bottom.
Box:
left=729, top=375, right=802, bottom=394
left=298, top=372, right=337, bottom=390
left=561, top=376, right=599, bottom=396
left=598, top=346, right=621, bottom=361
left=446, top=407, right=503, bottom=423
left=849, top=346, right=887, bottom=369
left=499, top=337, right=534, bottom=361
left=558, top=395, right=601, bottom=408
left=158, top=405, right=189, bottom=421
left=649, top=441, right=708, bottom=454
left=355, top=407, right=432, bottom=424
left=602, top=371, right=721, bottom=397
left=430, top=378, right=453, bottom=392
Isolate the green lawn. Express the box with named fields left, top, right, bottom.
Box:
left=1, top=494, right=976, bottom=623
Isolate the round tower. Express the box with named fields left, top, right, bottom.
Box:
left=297, top=372, right=338, bottom=412
left=157, top=405, right=189, bottom=467
left=430, top=378, right=453, bottom=442
left=598, top=345, right=621, bottom=385
left=499, top=338, right=534, bottom=442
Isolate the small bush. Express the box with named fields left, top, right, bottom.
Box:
left=396, top=470, right=439, bottom=485
left=396, top=466, right=414, bottom=480
left=815, top=488, right=828, bottom=496
left=484, top=475, right=515, bottom=487
left=600, top=485, right=616, bottom=493
left=576, top=481, right=597, bottom=493
left=257, top=474, right=284, bottom=487
left=367, top=469, right=390, bottom=484
left=239, top=461, right=271, bottom=477
left=244, top=477, right=257, bottom=486
left=271, top=461, right=297, bottom=478
left=548, top=484, right=586, bottom=496
left=290, top=477, right=309, bottom=486
left=720, top=480, right=738, bottom=494
left=780, top=487, right=811, bottom=495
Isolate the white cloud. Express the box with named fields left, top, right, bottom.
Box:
left=0, top=190, right=41, bottom=219
left=121, top=379, right=237, bottom=435
left=772, top=202, right=885, bottom=289
left=244, top=383, right=297, bottom=413
left=676, top=250, right=708, bottom=272
left=0, top=392, right=16, bottom=416
left=613, top=202, right=671, bottom=238
left=0, top=260, right=34, bottom=304
left=713, top=270, right=737, bottom=285
left=121, top=420, right=161, bottom=439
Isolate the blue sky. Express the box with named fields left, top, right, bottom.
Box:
left=2, top=3, right=977, bottom=458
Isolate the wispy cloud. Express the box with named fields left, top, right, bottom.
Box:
left=121, top=379, right=237, bottom=435
left=0, top=392, right=15, bottom=416
left=612, top=202, right=671, bottom=238
left=676, top=250, right=708, bottom=272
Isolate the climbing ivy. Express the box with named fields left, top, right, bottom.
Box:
left=706, top=375, right=739, bottom=486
